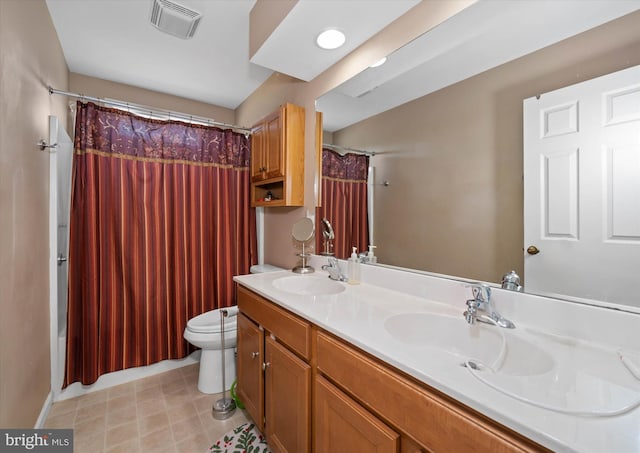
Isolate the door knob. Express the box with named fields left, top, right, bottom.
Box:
left=526, top=245, right=540, bottom=255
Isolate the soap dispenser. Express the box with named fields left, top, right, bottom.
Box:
left=348, top=247, right=361, bottom=285
left=367, top=245, right=377, bottom=264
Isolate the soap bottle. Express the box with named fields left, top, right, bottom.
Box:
left=348, top=247, right=361, bottom=285
left=367, top=245, right=377, bottom=264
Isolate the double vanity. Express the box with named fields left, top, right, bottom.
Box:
left=234, top=255, right=640, bottom=452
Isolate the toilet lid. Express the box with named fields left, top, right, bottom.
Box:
left=187, top=307, right=238, bottom=334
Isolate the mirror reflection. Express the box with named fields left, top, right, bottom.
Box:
left=316, top=3, right=640, bottom=309
left=319, top=218, right=335, bottom=256
left=316, top=147, right=370, bottom=259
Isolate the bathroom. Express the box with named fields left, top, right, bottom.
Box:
left=1, top=0, right=640, bottom=452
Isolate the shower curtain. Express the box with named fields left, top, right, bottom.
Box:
left=317, top=148, right=369, bottom=259
left=65, top=102, right=256, bottom=387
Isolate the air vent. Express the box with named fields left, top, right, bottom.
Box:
left=150, top=0, right=202, bottom=39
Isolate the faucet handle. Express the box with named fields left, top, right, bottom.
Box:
left=464, top=282, right=491, bottom=302
left=501, top=270, right=522, bottom=292
left=464, top=299, right=479, bottom=324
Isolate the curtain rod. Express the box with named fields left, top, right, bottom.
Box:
left=323, top=143, right=375, bottom=156
left=48, top=86, right=252, bottom=134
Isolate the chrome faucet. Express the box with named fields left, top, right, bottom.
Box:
left=501, top=270, right=522, bottom=292
left=464, top=283, right=515, bottom=329
left=322, top=257, right=348, bottom=282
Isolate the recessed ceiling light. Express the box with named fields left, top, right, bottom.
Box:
left=316, top=29, right=346, bottom=50
left=369, top=57, right=387, bottom=68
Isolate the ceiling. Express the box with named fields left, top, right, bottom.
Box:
left=317, top=0, right=640, bottom=132
left=45, top=0, right=419, bottom=110
left=44, top=0, right=640, bottom=124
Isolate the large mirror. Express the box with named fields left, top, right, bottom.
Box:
left=316, top=1, right=640, bottom=310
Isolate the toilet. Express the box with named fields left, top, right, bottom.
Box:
left=184, top=263, right=283, bottom=394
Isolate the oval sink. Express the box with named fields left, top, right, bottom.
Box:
left=272, top=275, right=346, bottom=296
left=384, top=313, right=554, bottom=376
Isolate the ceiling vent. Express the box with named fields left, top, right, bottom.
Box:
left=150, top=0, right=202, bottom=39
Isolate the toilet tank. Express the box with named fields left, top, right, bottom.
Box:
left=250, top=264, right=284, bottom=274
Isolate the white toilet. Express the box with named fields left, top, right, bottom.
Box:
left=183, top=264, right=283, bottom=394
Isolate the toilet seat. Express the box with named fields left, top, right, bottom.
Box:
left=187, top=307, right=239, bottom=334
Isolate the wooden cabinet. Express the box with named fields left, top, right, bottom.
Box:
left=236, top=284, right=549, bottom=453
left=251, top=110, right=283, bottom=182
left=265, top=336, right=311, bottom=452
left=236, top=312, right=264, bottom=430
left=250, top=103, right=305, bottom=207
left=237, top=285, right=311, bottom=453
left=315, top=375, right=399, bottom=453
left=315, top=331, right=548, bottom=453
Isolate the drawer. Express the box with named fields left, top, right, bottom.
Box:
left=315, top=375, right=399, bottom=452
left=316, top=331, right=547, bottom=453
left=237, top=285, right=311, bottom=360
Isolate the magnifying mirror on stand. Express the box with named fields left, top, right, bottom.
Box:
left=292, top=217, right=315, bottom=274
left=320, top=218, right=335, bottom=256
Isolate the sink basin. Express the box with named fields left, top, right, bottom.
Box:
left=384, top=313, right=554, bottom=376
left=272, top=275, right=346, bottom=296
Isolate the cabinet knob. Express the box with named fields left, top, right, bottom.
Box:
left=262, top=362, right=270, bottom=370
left=251, top=351, right=259, bottom=359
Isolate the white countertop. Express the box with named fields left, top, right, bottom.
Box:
left=234, top=261, right=640, bottom=453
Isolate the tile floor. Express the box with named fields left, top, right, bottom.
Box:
left=44, top=364, right=250, bottom=452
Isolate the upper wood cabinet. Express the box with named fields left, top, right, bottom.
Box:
left=250, top=103, right=305, bottom=207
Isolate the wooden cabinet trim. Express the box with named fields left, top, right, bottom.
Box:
left=238, top=285, right=312, bottom=360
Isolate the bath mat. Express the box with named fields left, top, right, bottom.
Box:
left=208, top=422, right=271, bottom=453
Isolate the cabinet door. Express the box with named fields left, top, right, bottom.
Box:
left=237, top=313, right=264, bottom=430
left=264, top=111, right=283, bottom=179
left=315, top=376, right=399, bottom=453
left=250, top=122, right=266, bottom=182
left=265, top=335, right=311, bottom=453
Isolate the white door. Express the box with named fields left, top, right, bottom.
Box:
left=524, top=65, right=640, bottom=306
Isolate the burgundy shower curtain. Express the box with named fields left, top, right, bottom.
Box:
left=65, top=102, right=256, bottom=387
left=317, top=148, right=369, bottom=259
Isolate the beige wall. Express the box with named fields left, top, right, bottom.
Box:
left=0, top=0, right=69, bottom=428
left=332, top=11, right=640, bottom=284
left=69, top=73, right=235, bottom=125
